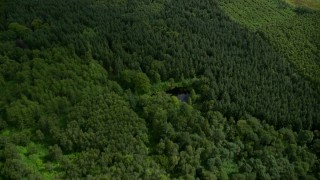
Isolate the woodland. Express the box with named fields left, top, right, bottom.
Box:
left=0, top=0, right=320, bottom=179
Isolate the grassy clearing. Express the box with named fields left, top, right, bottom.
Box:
left=151, top=77, right=200, bottom=93
left=285, top=0, right=320, bottom=10
left=219, top=0, right=320, bottom=89
left=219, top=0, right=295, bottom=29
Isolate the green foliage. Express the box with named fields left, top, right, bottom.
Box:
left=8, top=22, right=31, bottom=38
left=121, top=70, right=151, bottom=94
left=0, top=0, right=319, bottom=178
left=285, top=0, right=320, bottom=10
left=219, top=0, right=320, bottom=89
left=6, top=96, right=40, bottom=129
left=0, top=142, right=58, bottom=179
left=31, top=18, right=43, bottom=30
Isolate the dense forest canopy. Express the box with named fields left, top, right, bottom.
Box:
left=0, top=0, right=319, bottom=179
